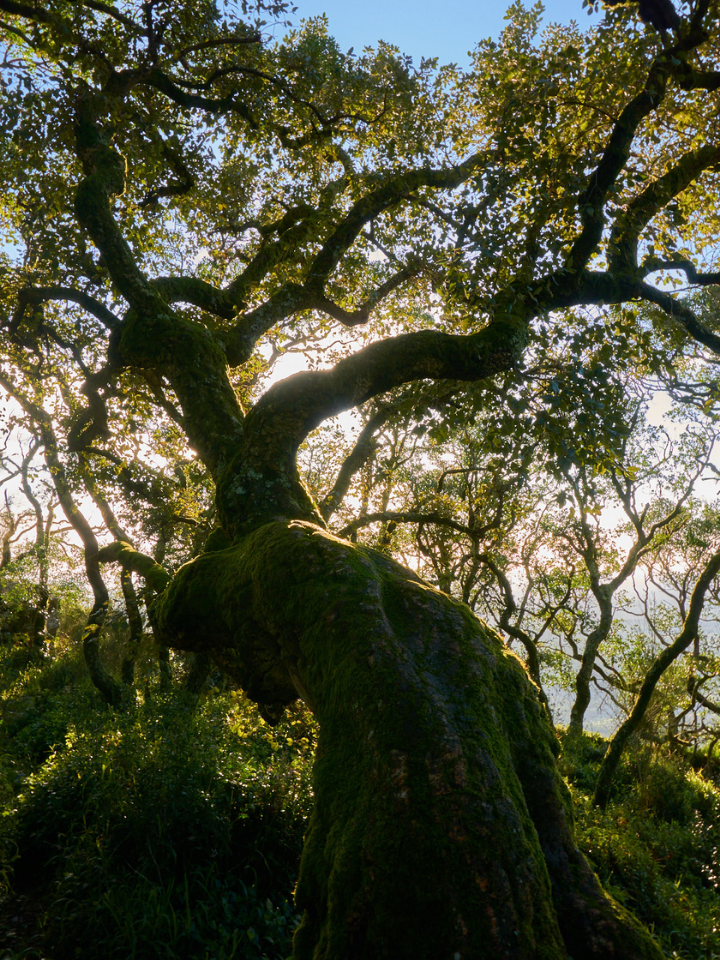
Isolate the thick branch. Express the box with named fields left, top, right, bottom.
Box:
left=0, top=0, right=54, bottom=24
left=609, top=144, right=720, bottom=273
left=96, top=540, right=172, bottom=593
left=144, top=68, right=258, bottom=127
left=638, top=282, right=720, bottom=353
left=303, top=156, right=487, bottom=294
left=74, top=104, right=159, bottom=313
left=81, top=0, right=145, bottom=33
left=224, top=263, right=418, bottom=366
left=74, top=107, right=245, bottom=472
left=245, top=318, right=527, bottom=468
left=565, top=58, right=671, bottom=273
left=218, top=316, right=529, bottom=535
left=640, top=258, right=720, bottom=286
left=150, top=276, right=236, bottom=319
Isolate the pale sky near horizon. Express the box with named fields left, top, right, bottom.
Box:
left=285, top=0, right=600, bottom=66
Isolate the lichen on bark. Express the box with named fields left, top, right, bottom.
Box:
left=156, top=519, right=663, bottom=959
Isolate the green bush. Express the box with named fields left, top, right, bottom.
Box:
left=6, top=636, right=720, bottom=960
left=561, top=732, right=720, bottom=960
left=0, top=645, right=316, bottom=960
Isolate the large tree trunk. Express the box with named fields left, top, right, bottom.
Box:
left=156, top=520, right=661, bottom=959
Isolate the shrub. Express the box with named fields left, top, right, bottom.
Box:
left=1, top=676, right=316, bottom=960
left=562, top=731, right=720, bottom=960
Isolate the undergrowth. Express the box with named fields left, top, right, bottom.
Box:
left=2, top=634, right=720, bottom=959
left=561, top=732, right=720, bottom=960
left=0, top=637, right=316, bottom=960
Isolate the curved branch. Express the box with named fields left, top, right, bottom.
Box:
left=224, top=283, right=309, bottom=363
left=640, top=258, right=720, bottom=286
left=609, top=144, right=720, bottom=272
left=312, top=264, right=419, bottom=327
left=688, top=675, right=720, bottom=715
left=638, top=282, right=720, bottom=353
left=303, top=155, right=488, bottom=294
left=74, top=107, right=245, bottom=473
left=244, top=316, right=528, bottom=464
left=74, top=104, right=160, bottom=313
left=218, top=317, right=529, bottom=534
left=223, top=262, right=418, bottom=365
left=96, top=540, right=172, bottom=593
left=176, top=34, right=262, bottom=58
left=81, top=0, right=145, bottom=33
left=150, top=276, right=236, bottom=318
left=144, top=68, right=258, bottom=127
left=12, top=286, right=120, bottom=331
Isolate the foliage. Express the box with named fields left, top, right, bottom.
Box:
left=562, top=733, right=720, bottom=960
left=1, top=0, right=720, bottom=953
left=5, top=633, right=720, bottom=959
left=0, top=635, right=316, bottom=960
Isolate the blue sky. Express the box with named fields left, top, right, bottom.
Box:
left=285, top=0, right=599, bottom=66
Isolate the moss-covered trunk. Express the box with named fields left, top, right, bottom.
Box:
left=156, top=520, right=662, bottom=960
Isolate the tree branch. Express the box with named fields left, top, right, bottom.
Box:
left=319, top=405, right=394, bottom=521
left=243, top=317, right=528, bottom=465
left=312, top=264, right=419, bottom=327
left=96, top=539, right=172, bottom=593
left=594, top=545, right=720, bottom=807
left=565, top=57, right=672, bottom=274
left=12, top=286, right=120, bottom=331
left=609, top=144, right=720, bottom=273
left=338, top=509, right=472, bottom=539
left=150, top=276, right=236, bottom=319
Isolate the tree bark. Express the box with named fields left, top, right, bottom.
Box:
left=120, top=569, right=143, bottom=685
left=568, top=589, right=614, bottom=736
left=156, top=519, right=662, bottom=960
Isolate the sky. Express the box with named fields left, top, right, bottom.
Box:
left=284, top=0, right=599, bottom=67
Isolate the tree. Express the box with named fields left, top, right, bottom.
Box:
left=316, top=325, right=720, bottom=736
left=592, top=497, right=720, bottom=805
left=2, top=0, right=720, bottom=955
left=0, top=418, right=64, bottom=650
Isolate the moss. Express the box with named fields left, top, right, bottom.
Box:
left=156, top=520, right=663, bottom=959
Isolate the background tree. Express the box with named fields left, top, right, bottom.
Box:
left=0, top=420, right=67, bottom=650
